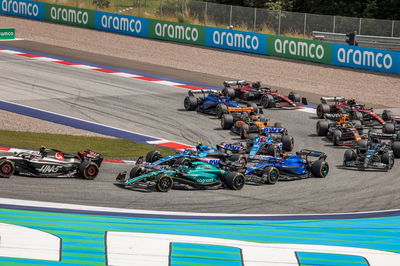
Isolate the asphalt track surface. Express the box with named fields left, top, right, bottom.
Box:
left=0, top=42, right=399, bottom=214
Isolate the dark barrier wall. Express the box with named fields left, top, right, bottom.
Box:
left=1, top=0, right=399, bottom=74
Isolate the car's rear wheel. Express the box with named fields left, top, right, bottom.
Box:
left=146, top=150, right=161, bottom=163
left=240, top=124, right=250, bottom=139
left=383, top=123, right=395, bottom=134
left=316, top=120, right=329, bottom=136
left=274, top=122, right=283, bottom=128
left=155, top=174, right=173, bottom=192
left=79, top=161, right=99, bottom=180
left=229, top=154, right=247, bottom=167
left=216, top=104, right=228, bottom=118
left=261, top=94, right=274, bottom=108
left=223, top=172, right=245, bottom=190
left=381, top=152, right=394, bottom=169
left=0, top=159, right=15, bottom=178
left=184, top=96, right=198, bottom=111
left=351, top=111, right=363, bottom=121
left=262, top=166, right=280, bottom=184
left=282, top=135, right=294, bottom=151
left=311, top=160, right=329, bottom=177
left=316, top=104, right=330, bottom=118
left=333, top=130, right=342, bottom=146
left=344, top=150, right=356, bottom=162
left=221, top=114, right=234, bottom=129
left=392, top=141, right=400, bottom=158
left=382, top=109, right=392, bottom=121
left=222, top=88, right=236, bottom=98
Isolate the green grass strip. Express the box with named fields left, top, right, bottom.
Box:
left=0, top=130, right=175, bottom=158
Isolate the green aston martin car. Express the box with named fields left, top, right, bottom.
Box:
left=116, top=160, right=245, bottom=192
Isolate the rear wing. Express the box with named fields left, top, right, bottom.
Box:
left=226, top=106, right=256, bottom=113
left=368, top=131, right=398, bottom=140
left=261, top=127, right=286, bottom=134
left=297, top=149, right=327, bottom=160
left=188, top=89, right=219, bottom=97
left=223, top=80, right=246, bottom=87
left=320, top=96, right=346, bottom=104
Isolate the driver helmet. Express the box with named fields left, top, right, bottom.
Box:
left=217, top=91, right=224, bottom=97
left=196, top=142, right=203, bottom=151
left=252, top=81, right=261, bottom=89
left=371, top=137, right=380, bottom=144
left=348, top=98, right=356, bottom=105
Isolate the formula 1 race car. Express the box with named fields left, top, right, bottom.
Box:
left=382, top=115, right=400, bottom=135
left=184, top=89, right=246, bottom=117
left=134, top=144, right=247, bottom=172
left=242, top=150, right=329, bottom=184
left=222, top=80, right=307, bottom=109
left=316, top=97, right=391, bottom=126
left=364, top=131, right=400, bottom=158
left=217, top=128, right=294, bottom=159
left=116, top=160, right=245, bottom=192
left=343, top=138, right=395, bottom=171
left=0, top=147, right=103, bottom=179
left=316, top=114, right=363, bottom=146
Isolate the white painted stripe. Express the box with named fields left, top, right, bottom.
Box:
left=297, top=107, right=316, bottom=114
left=0, top=38, right=24, bottom=41
left=110, top=72, right=141, bottom=78
left=0, top=49, right=22, bottom=54
left=71, top=64, right=100, bottom=70
left=0, top=223, right=60, bottom=261
left=32, top=57, right=61, bottom=62
left=151, top=80, right=183, bottom=86
left=147, top=140, right=169, bottom=144
left=0, top=197, right=398, bottom=217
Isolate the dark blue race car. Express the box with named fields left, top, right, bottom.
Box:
left=217, top=128, right=294, bottom=160
left=242, top=149, right=329, bottom=184
left=184, top=89, right=242, bottom=117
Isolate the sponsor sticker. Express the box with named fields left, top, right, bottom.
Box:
left=95, top=11, right=148, bottom=37
left=0, top=0, right=44, bottom=19
left=149, top=19, right=205, bottom=45
left=267, top=35, right=332, bottom=63
left=205, top=26, right=267, bottom=54
left=44, top=3, right=94, bottom=28
left=332, top=44, right=400, bottom=74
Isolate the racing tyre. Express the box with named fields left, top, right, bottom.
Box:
left=258, top=114, right=267, bottom=122
left=392, top=141, right=400, bottom=158
left=261, top=94, right=274, bottom=108
left=216, top=104, right=228, bottom=118
left=79, top=161, right=99, bottom=180
left=382, top=109, right=392, bottom=121
left=240, top=124, right=250, bottom=139
left=381, top=152, right=394, bottom=169
left=351, top=111, right=363, bottom=121
left=129, top=166, right=145, bottom=179
left=357, top=139, right=368, bottom=153
left=282, top=135, right=294, bottom=151
left=344, top=150, right=356, bottom=162
left=184, top=96, right=198, bottom=111
left=352, top=120, right=363, bottom=129
left=274, top=122, right=283, bottom=128
left=316, top=120, right=329, bottom=136
left=223, top=172, right=245, bottom=190
left=316, top=104, right=331, bottom=118
left=222, top=88, right=236, bottom=98
left=247, top=102, right=258, bottom=111
left=155, top=174, right=173, bottom=192
left=265, top=145, right=275, bottom=156
left=146, top=150, right=161, bottom=163
left=173, top=157, right=192, bottom=167
left=288, top=92, right=301, bottom=103
left=262, top=166, right=280, bottom=184
left=311, top=160, right=329, bottom=178
left=221, top=114, right=234, bottom=129
left=332, top=130, right=342, bottom=146
left=0, top=159, right=15, bottom=178
left=229, top=154, right=247, bottom=167
left=383, top=123, right=395, bottom=134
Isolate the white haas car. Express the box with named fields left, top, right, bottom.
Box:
left=0, top=147, right=103, bottom=179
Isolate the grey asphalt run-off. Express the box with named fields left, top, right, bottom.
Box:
left=0, top=50, right=399, bottom=214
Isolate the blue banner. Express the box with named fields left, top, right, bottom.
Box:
left=94, top=11, right=148, bottom=38
left=0, top=0, right=44, bottom=20
left=332, top=44, right=400, bottom=74
left=205, top=27, right=267, bottom=55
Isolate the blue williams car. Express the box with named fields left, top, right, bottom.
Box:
left=184, top=89, right=244, bottom=117
left=217, top=128, right=294, bottom=160
left=242, top=149, right=329, bottom=184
